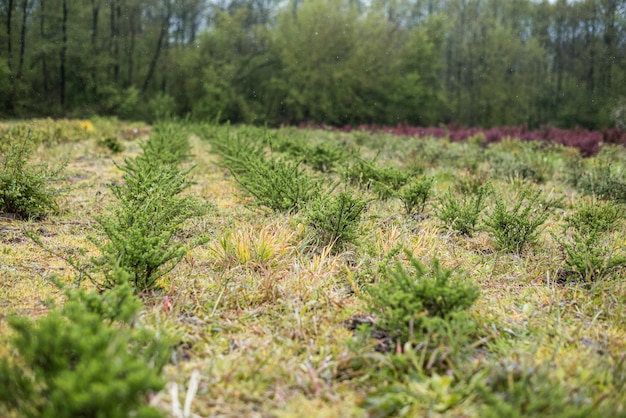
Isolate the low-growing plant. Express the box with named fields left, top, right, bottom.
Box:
left=478, top=361, right=606, bottom=418
left=435, top=184, right=491, bottom=236
left=140, top=121, right=191, bottom=165
left=554, top=200, right=626, bottom=282
left=344, top=158, right=411, bottom=200
left=232, top=156, right=321, bottom=213
left=397, top=176, right=434, bottom=216
left=97, top=136, right=125, bottom=153
left=0, top=133, right=67, bottom=219
left=364, top=252, right=479, bottom=346
left=307, top=190, right=367, bottom=249
left=566, top=155, right=626, bottom=203
left=91, top=156, right=210, bottom=291
left=0, top=270, right=169, bottom=418
left=484, top=189, right=551, bottom=254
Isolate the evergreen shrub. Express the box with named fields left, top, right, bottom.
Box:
left=484, top=189, right=551, bottom=254
left=436, top=184, right=491, bottom=236
left=0, top=271, right=169, bottom=418
left=0, top=132, right=66, bottom=219
left=307, top=190, right=367, bottom=248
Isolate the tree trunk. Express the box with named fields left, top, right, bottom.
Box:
left=17, top=0, right=28, bottom=79
left=7, top=0, right=14, bottom=73
left=40, top=0, right=48, bottom=94
left=141, top=1, right=172, bottom=95
left=60, top=0, right=68, bottom=110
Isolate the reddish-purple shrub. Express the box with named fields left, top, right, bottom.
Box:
left=297, top=122, right=626, bottom=155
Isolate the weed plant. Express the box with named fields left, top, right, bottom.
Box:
left=0, top=133, right=67, bottom=219
left=484, top=189, right=551, bottom=254
left=435, top=184, right=491, bottom=236
left=0, top=271, right=169, bottom=418
left=307, top=191, right=367, bottom=249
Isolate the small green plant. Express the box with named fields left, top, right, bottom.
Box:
left=232, top=156, right=320, bottom=213
left=307, top=190, right=367, bottom=248
left=344, top=158, right=411, bottom=200
left=435, top=184, right=491, bottom=236
left=397, top=176, right=434, bottom=216
left=97, top=136, right=125, bottom=153
left=91, top=156, right=209, bottom=291
left=301, top=143, right=349, bottom=173
left=566, top=155, right=626, bottom=203
left=0, top=270, right=169, bottom=418
left=555, top=200, right=626, bottom=282
left=478, top=361, right=606, bottom=418
left=484, top=189, right=551, bottom=254
left=364, top=252, right=479, bottom=346
left=0, top=133, right=66, bottom=219
left=140, top=121, right=191, bottom=165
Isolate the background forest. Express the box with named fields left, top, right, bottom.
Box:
left=1, top=0, right=625, bottom=129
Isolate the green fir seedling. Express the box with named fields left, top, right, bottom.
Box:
left=0, top=270, right=169, bottom=418
left=233, top=156, right=320, bottom=213
left=364, top=252, right=479, bottom=345
left=91, top=156, right=210, bottom=291
left=397, top=176, right=434, bottom=216
left=0, top=132, right=67, bottom=219
left=307, top=190, right=367, bottom=249
left=436, top=184, right=491, bottom=236
left=484, top=189, right=551, bottom=254
left=555, top=200, right=626, bottom=282
left=140, top=121, right=192, bottom=165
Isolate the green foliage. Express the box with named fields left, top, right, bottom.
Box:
left=555, top=200, right=626, bottom=282
left=140, top=122, right=192, bottom=166
left=487, top=140, right=555, bottom=184
left=0, top=133, right=66, bottom=219
left=566, top=156, right=626, bottom=203
left=97, top=137, right=125, bottom=154
left=0, top=271, right=168, bottom=418
left=478, top=361, right=605, bottom=418
left=484, top=189, right=551, bottom=254
left=212, top=130, right=320, bottom=213
left=91, top=129, right=210, bottom=291
left=307, top=190, right=367, bottom=248
left=364, top=252, right=479, bottom=346
left=344, top=158, right=411, bottom=200
left=396, top=176, right=434, bottom=216
left=435, top=184, right=491, bottom=236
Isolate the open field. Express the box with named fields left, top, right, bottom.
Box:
left=1, top=119, right=626, bottom=417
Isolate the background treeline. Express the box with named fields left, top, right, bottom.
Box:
left=1, top=0, right=625, bottom=129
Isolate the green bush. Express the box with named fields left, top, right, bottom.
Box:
left=435, top=184, right=491, bottom=236
left=364, top=252, right=479, bottom=346
left=140, top=121, right=191, bottom=166
left=97, top=136, right=125, bottom=153
left=484, top=189, right=551, bottom=254
left=0, top=133, right=66, bottom=219
left=0, top=271, right=169, bottom=418
left=344, top=158, right=411, bottom=200
left=307, top=190, right=367, bottom=249
left=91, top=156, right=209, bottom=291
left=566, top=156, right=626, bottom=203
left=555, top=200, right=626, bottom=282
left=396, top=176, right=434, bottom=216
left=478, top=361, right=605, bottom=418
